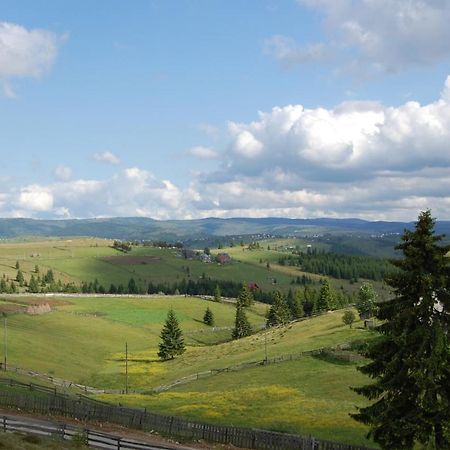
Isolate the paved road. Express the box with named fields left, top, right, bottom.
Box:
left=0, top=413, right=195, bottom=450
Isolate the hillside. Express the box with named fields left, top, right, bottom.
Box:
left=1, top=216, right=449, bottom=242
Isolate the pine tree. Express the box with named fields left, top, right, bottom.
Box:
left=237, top=285, right=254, bottom=307
left=317, top=279, right=332, bottom=312
left=158, top=309, right=185, bottom=360
left=232, top=303, right=252, bottom=339
left=28, top=275, right=40, bottom=293
left=352, top=211, right=450, bottom=449
left=203, top=306, right=215, bottom=326
left=15, top=261, right=19, bottom=270
left=356, top=282, right=377, bottom=319
left=16, top=270, right=24, bottom=287
left=266, top=290, right=291, bottom=326
left=213, top=284, right=222, bottom=303
left=289, top=289, right=305, bottom=319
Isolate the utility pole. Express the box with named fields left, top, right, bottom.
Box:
left=125, top=342, right=128, bottom=394
left=264, top=333, right=268, bottom=364
left=3, top=314, right=7, bottom=371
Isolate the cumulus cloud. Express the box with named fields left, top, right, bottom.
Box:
left=187, top=146, right=219, bottom=159
left=18, top=185, right=53, bottom=211
left=267, top=0, right=450, bottom=76
left=93, top=151, right=121, bottom=165
left=0, top=22, right=63, bottom=97
left=3, top=78, right=450, bottom=220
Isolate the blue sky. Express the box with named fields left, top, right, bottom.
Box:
left=1, top=0, right=450, bottom=220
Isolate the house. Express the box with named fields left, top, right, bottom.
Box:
left=248, top=282, right=259, bottom=291
left=216, top=253, right=232, bottom=264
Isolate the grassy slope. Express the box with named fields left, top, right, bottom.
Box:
left=98, top=356, right=372, bottom=447
left=1, top=296, right=266, bottom=388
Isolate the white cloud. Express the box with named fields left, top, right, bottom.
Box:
left=197, top=123, right=220, bottom=139
left=267, top=1, right=450, bottom=76
left=93, top=151, right=121, bottom=165
left=54, top=165, right=72, bottom=181
left=18, top=185, right=53, bottom=211
left=0, top=22, right=63, bottom=96
left=187, top=146, right=219, bottom=159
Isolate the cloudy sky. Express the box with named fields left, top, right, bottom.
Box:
left=2, top=0, right=450, bottom=221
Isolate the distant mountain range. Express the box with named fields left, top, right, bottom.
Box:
left=1, top=216, right=450, bottom=241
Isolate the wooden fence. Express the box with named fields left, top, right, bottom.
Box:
left=0, top=378, right=375, bottom=450
left=0, top=414, right=172, bottom=449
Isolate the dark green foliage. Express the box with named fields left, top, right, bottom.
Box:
left=342, top=310, right=355, bottom=328
left=356, top=282, right=377, bottom=319
left=44, top=269, right=54, bottom=284
left=266, top=290, right=291, bottom=326
left=352, top=211, right=450, bottom=449
left=237, top=285, right=254, bottom=307
left=127, top=277, right=138, bottom=294
left=28, top=275, right=40, bottom=293
left=213, top=284, right=221, bottom=303
left=279, top=251, right=395, bottom=281
left=16, top=270, right=24, bottom=286
left=158, top=309, right=185, bottom=360
left=15, top=261, right=19, bottom=270
left=0, top=278, right=7, bottom=293
left=232, top=303, right=252, bottom=339
left=203, top=306, right=214, bottom=326
left=317, top=279, right=333, bottom=312
left=290, top=289, right=305, bottom=319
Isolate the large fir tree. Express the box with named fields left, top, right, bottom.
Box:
left=316, top=279, right=333, bottom=312
left=232, top=303, right=252, bottom=339
left=237, top=284, right=254, bottom=307
left=158, top=309, right=185, bottom=360
left=352, top=210, right=450, bottom=449
left=356, top=282, right=377, bottom=319
left=266, top=290, right=291, bottom=326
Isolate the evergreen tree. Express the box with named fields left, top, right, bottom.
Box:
left=232, top=303, right=252, bottom=339
left=28, top=275, right=39, bottom=293
left=352, top=211, right=450, bottom=449
left=266, top=290, right=291, bottom=326
left=317, top=279, right=332, bottom=312
left=158, top=309, right=185, bottom=360
left=44, top=269, right=54, bottom=284
left=34, top=265, right=39, bottom=273
left=127, top=278, right=138, bottom=294
left=16, top=270, right=24, bottom=287
left=213, top=284, right=222, bottom=303
left=237, top=285, right=253, bottom=307
left=203, top=306, right=215, bottom=326
left=15, top=261, right=19, bottom=270
left=356, top=282, right=377, bottom=319
left=290, top=290, right=305, bottom=319
left=0, top=278, right=7, bottom=293
left=9, top=282, right=16, bottom=293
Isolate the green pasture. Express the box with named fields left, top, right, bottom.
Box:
left=97, top=355, right=374, bottom=447
left=0, top=295, right=266, bottom=388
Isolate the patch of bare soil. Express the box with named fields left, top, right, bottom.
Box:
left=102, top=255, right=162, bottom=265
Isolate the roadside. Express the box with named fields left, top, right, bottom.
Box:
left=0, top=408, right=250, bottom=450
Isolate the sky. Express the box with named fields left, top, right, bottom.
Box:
left=1, top=0, right=450, bottom=221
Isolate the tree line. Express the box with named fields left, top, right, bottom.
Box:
left=278, top=250, right=395, bottom=281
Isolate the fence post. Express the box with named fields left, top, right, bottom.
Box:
left=2, top=416, right=6, bottom=433
left=117, top=437, right=121, bottom=449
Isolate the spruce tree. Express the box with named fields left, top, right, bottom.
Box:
left=232, top=303, right=252, bottom=339
left=266, top=290, right=291, bottom=326
left=290, top=289, right=305, bottom=319
left=237, top=285, right=253, bottom=307
left=352, top=211, right=450, bottom=449
left=203, top=306, right=215, bottom=326
left=213, top=284, right=222, bottom=303
left=158, top=309, right=185, bottom=360
left=28, top=275, right=39, bottom=293
left=316, top=279, right=332, bottom=312
left=16, top=270, right=24, bottom=287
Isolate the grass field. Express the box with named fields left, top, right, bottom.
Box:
left=0, top=431, right=87, bottom=449
left=98, top=356, right=373, bottom=447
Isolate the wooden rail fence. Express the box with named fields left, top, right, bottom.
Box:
left=0, top=378, right=375, bottom=450
left=0, top=414, right=172, bottom=449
